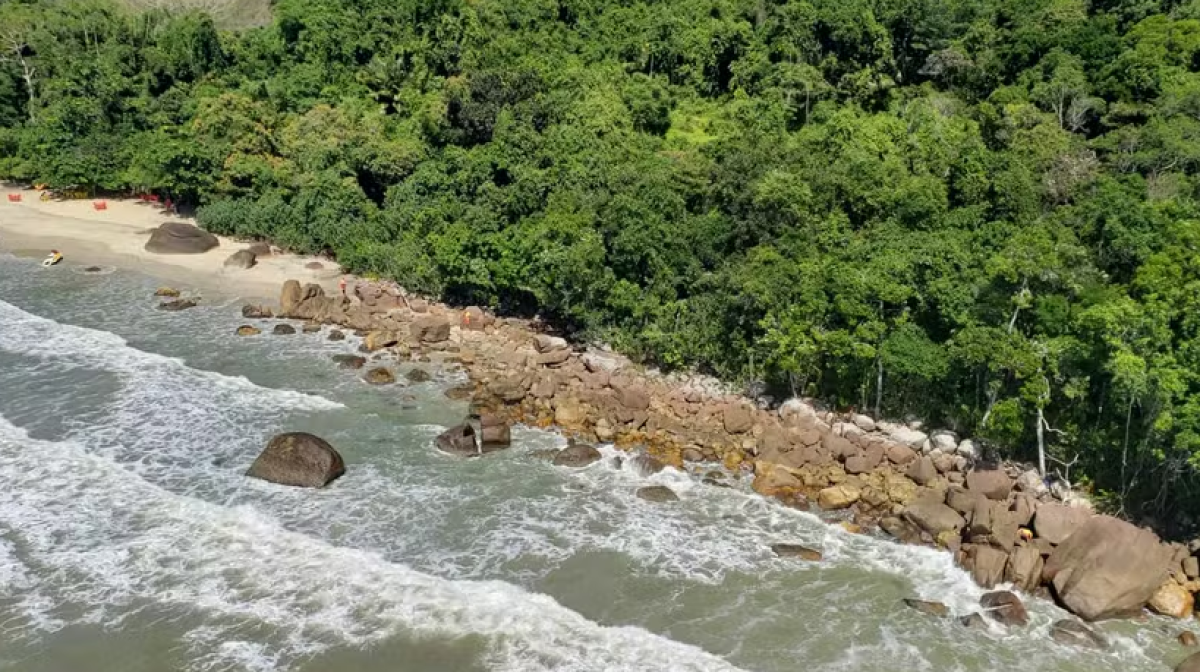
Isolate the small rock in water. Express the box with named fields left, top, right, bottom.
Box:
left=444, top=384, right=473, bottom=401
left=242, top=304, right=273, bottom=319
left=436, top=423, right=479, bottom=457
left=246, top=432, right=345, bottom=488
left=528, top=449, right=561, bottom=461
left=1181, top=631, right=1199, bottom=647
left=302, top=323, right=321, bottom=334
left=628, top=454, right=665, bottom=476
left=235, top=325, right=261, bottom=336
left=405, top=368, right=432, bottom=383
left=327, top=330, right=346, bottom=342
left=1049, top=620, right=1107, bottom=650
left=305, top=261, right=325, bottom=270
left=83, top=266, right=103, bottom=273
left=332, top=354, right=367, bottom=369
left=363, top=367, right=396, bottom=385
left=980, top=590, right=1029, bottom=627
left=552, top=441, right=601, bottom=468
left=273, top=324, right=296, bottom=335
left=959, top=613, right=989, bottom=630
left=902, top=599, right=949, bottom=618
left=771, top=544, right=822, bottom=561
left=154, top=287, right=180, bottom=297
left=157, top=298, right=198, bottom=311
left=636, top=485, right=679, bottom=503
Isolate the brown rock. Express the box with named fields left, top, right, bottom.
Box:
left=155, top=287, right=180, bottom=297
left=1043, top=516, right=1172, bottom=621
left=553, top=396, right=589, bottom=429
left=823, top=433, right=857, bottom=460
left=480, top=421, right=512, bottom=450
left=365, top=330, right=399, bottom=351
left=404, top=368, right=432, bottom=383
left=945, top=488, right=978, bottom=517
left=628, top=454, right=665, bottom=476
left=907, top=456, right=937, bottom=486
left=1186, top=557, right=1200, bottom=579
left=753, top=462, right=802, bottom=496
left=887, top=443, right=918, bottom=465
left=980, top=590, right=1029, bottom=626
left=363, top=367, right=396, bottom=385
left=332, top=354, right=367, bottom=369
left=881, top=516, right=924, bottom=545
left=246, top=432, right=345, bottom=488
left=845, top=445, right=884, bottom=475
left=966, top=470, right=1013, bottom=500
left=1005, top=545, right=1045, bottom=593
left=636, top=485, right=679, bottom=503
left=328, top=330, right=346, bottom=342
left=818, top=483, right=861, bottom=510
left=723, top=404, right=754, bottom=434
left=615, top=384, right=651, bottom=411
left=536, top=349, right=572, bottom=367
left=490, top=377, right=531, bottom=404
left=969, top=545, right=1008, bottom=588
left=771, top=544, right=822, bottom=561
left=904, top=501, right=966, bottom=537
left=236, top=325, right=261, bottom=336
left=1034, top=503, right=1093, bottom=545
left=242, top=304, right=273, bottom=318
left=1010, top=493, right=1036, bottom=527
left=462, top=306, right=487, bottom=330
left=280, top=280, right=302, bottom=316
left=1179, top=631, right=1199, bottom=647
left=273, top=324, right=296, bottom=335
left=158, top=298, right=198, bottom=311
left=902, top=599, right=948, bottom=617
left=411, top=316, right=451, bottom=343
left=224, top=249, right=257, bottom=269
left=1149, top=581, right=1195, bottom=619
left=553, top=441, right=601, bottom=468
left=1049, top=620, right=1107, bottom=650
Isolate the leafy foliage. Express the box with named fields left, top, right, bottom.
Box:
left=6, top=0, right=1200, bottom=526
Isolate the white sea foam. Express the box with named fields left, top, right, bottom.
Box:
left=0, top=416, right=745, bottom=672
left=0, top=298, right=342, bottom=413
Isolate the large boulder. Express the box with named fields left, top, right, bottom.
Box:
left=906, top=455, right=938, bottom=486
left=1042, top=516, right=1173, bottom=620
left=968, top=545, right=1008, bottom=588
left=1178, top=652, right=1200, bottom=672
left=723, top=404, right=754, bottom=434
left=817, top=483, right=861, bottom=510
left=479, top=415, right=512, bottom=450
left=436, top=424, right=479, bottom=457
left=144, top=221, right=219, bottom=255
left=636, top=485, right=679, bottom=503
left=1034, top=503, right=1094, bottom=545
left=1005, top=545, right=1045, bottom=593
left=246, top=433, right=345, bottom=488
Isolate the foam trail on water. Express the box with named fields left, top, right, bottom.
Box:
left=0, top=298, right=341, bottom=413
left=0, top=416, right=746, bottom=672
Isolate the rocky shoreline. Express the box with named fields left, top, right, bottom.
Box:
left=213, top=276, right=1200, bottom=666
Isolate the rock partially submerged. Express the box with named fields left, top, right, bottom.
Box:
left=235, top=325, right=261, bottom=336
left=902, top=599, right=949, bottom=617
left=552, top=441, right=601, bottom=468
left=224, top=249, right=257, bottom=269
left=246, top=432, right=345, bottom=488
left=332, top=354, right=367, bottom=369
left=158, top=298, right=198, bottom=311
left=363, top=367, right=396, bottom=385
left=1049, top=620, right=1107, bottom=650
left=771, top=544, right=822, bottom=561
left=436, top=424, right=479, bottom=457
left=636, top=485, right=679, bottom=503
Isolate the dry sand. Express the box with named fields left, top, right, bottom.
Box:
left=0, top=186, right=341, bottom=301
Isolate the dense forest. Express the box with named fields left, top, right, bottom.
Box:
left=3, top=0, right=1200, bottom=524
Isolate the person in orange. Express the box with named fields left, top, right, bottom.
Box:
left=338, top=276, right=347, bottom=298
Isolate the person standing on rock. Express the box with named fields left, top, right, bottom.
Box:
left=338, top=276, right=347, bottom=298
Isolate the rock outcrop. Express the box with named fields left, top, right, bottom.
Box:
left=246, top=433, right=345, bottom=488
left=436, top=424, right=479, bottom=457
left=224, top=249, right=257, bottom=269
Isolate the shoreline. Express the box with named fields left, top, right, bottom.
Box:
left=4, top=187, right=1200, bottom=661
left=0, top=185, right=340, bottom=302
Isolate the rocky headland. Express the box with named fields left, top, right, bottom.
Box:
left=231, top=275, right=1200, bottom=661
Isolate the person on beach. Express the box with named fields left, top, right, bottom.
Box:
left=339, top=276, right=347, bottom=298
left=42, top=250, right=63, bottom=267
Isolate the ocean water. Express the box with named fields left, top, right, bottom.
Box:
left=0, top=253, right=1187, bottom=672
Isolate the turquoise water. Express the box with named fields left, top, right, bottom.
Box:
left=0, top=253, right=1186, bottom=671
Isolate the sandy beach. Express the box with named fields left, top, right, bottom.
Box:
left=0, top=185, right=341, bottom=300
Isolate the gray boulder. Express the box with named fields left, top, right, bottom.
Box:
left=145, top=221, right=219, bottom=255
left=246, top=433, right=345, bottom=488
left=1034, top=503, right=1093, bottom=545
left=636, top=485, right=679, bottom=503
left=552, top=441, right=601, bottom=468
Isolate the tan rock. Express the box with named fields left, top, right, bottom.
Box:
left=969, top=545, right=1008, bottom=589
left=817, top=483, right=861, bottom=510
left=235, top=325, right=261, bottom=336
left=1148, top=581, right=1195, bottom=619
left=1005, top=545, right=1045, bottom=593
left=553, top=396, right=589, bottom=429
left=723, top=404, right=754, bottom=434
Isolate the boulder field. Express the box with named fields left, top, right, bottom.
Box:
left=249, top=278, right=1192, bottom=628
